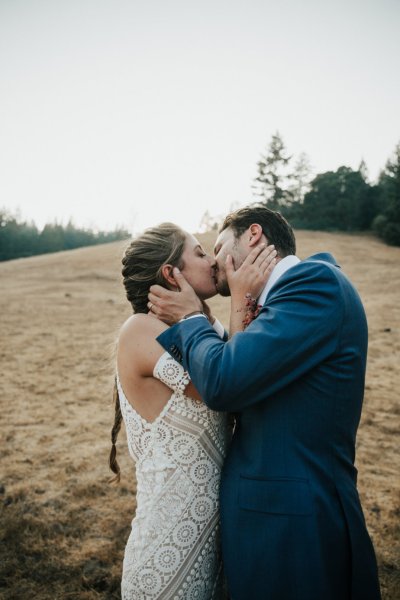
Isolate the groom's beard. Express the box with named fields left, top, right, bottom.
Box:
left=214, top=260, right=231, bottom=296
left=215, top=249, right=244, bottom=297
left=216, top=276, right=230, bottom=297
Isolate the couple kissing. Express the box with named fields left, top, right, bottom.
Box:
left=110, top=206, right=381, bottom=600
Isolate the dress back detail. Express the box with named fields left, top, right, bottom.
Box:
left=117, top=352, right=231, bottom=599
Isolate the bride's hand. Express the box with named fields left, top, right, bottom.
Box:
left=227, top=244, right=277, bottom=302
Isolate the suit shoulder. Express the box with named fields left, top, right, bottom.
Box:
left=299, top=257, right=358, bottom=294
left=278, top=257, right=343, bottom=291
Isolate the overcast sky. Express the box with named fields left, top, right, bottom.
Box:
left=1, top=0, right=399, bottom=234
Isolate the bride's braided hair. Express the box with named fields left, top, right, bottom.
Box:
left=109, top=223, right=187, bottom=482
left=109, top=377, right=122, bottom=482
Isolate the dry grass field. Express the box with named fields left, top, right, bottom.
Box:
left=0, top=230, right=399, bottom=599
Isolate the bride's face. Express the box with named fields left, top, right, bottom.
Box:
left=180, top=234, right=217, bottom=300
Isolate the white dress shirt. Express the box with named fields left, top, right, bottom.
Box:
left=258, top=254, right=300, bottom=306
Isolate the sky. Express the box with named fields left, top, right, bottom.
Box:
left=0, top=0, right=399, bottom=234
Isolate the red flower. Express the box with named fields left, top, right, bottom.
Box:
left=242, top=294, right=262, bottom=329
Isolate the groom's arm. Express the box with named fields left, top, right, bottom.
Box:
left=156, top=262, right=360, bottom=413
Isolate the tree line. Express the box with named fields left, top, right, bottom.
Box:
left=0, top=212, right=130, bottom=262
left=252, top=133, right=400, bottom=246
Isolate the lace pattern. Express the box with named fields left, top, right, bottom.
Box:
left=118, top=352, right=232, bottom=599
left=153, top=353, right=191, bottom=393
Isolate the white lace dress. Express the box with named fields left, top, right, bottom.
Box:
left=117, top=352, right=232, bottom=600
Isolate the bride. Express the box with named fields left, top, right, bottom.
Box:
left=109, top=222, right=276, bottom=599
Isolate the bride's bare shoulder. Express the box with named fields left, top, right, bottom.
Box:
left=118, top=313, right=168, bottom=346
left=117, top=314, right=169, bottom=376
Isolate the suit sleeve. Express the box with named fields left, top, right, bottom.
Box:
left=157, top=262, right=344, bottom=412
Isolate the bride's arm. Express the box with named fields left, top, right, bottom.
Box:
left=227, top=244, right=277, bottom=337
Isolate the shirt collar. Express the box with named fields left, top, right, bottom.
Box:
left=258, top=254, right=300, bottom=306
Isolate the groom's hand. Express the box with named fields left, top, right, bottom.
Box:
left=148, top=268, right=203, bottom=325
left=226, top=243, right=277, bottom=301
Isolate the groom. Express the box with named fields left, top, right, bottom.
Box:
left=148, top=206, right=381, bottom=600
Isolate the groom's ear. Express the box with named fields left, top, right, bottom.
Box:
left=160, top=264, right=178, bottom=289
left=247, top=223, right=263, bottom=247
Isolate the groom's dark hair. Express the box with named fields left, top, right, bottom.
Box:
left=220, top=205, right=296, bottom=257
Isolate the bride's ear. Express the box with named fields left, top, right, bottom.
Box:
left=160, top=264, right=178, bottom=289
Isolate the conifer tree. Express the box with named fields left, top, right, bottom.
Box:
left=252, top=132, right=293, bottom=209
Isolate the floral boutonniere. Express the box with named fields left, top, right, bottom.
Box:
left=242, top=293, right=262, bottom=329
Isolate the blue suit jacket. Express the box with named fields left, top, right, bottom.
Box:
left=157, top=253, right=381, bottom=600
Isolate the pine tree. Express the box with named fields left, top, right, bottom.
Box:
left=252, top=132, right=293, bottom=209
left=289, top=152, right=312, bottom=204
left=374, top=142, right=400, bottom=245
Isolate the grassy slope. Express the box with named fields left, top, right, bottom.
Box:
left=0, top=230, right=399, bottom=599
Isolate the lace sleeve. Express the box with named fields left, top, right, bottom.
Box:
left=153, top=352, right=191, bottom=394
